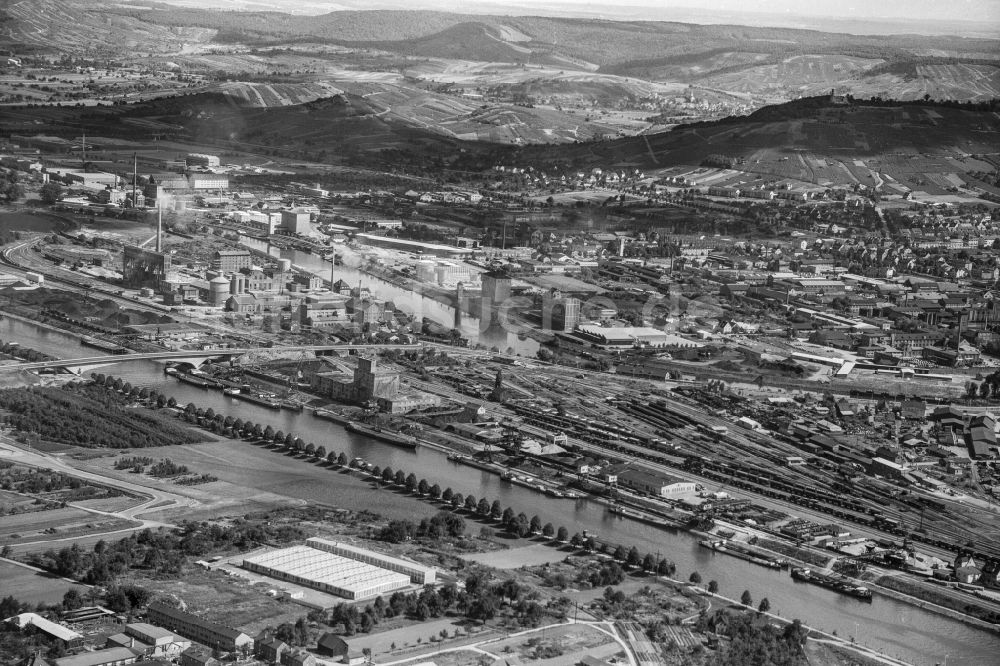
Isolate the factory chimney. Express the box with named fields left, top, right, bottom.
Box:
left=131, top=153, right=137, bottom=209
left=156, top=206, right=162, bottom=253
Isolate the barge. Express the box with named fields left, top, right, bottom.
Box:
left=346, top=421, right=418, bottom=449
left=176, top=372, right=220, bottom=389
left=699, top=540, right=787, bottom=569
left=313, top=408, right=352, bottom=425
left=790, top=567, right=873, bottom=601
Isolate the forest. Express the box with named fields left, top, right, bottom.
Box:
left=0, top=384, right=202, bottom=449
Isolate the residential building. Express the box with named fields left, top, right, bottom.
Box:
left=146, top=602, right=252, bottom=654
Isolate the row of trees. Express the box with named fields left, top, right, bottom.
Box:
left=166, top=390, right=682, bottom=584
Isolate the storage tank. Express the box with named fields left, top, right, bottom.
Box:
left=209, top=275, right=230, bottom=306
left=277, top=258, right=292, bottom=273
left=230, top=274, right=246, bottom=295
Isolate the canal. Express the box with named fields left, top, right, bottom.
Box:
left=2, top=316, right=997, bottom=665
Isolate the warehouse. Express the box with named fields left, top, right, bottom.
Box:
left=306, top=538, right=437, bottom=585
left=242, top=545, right=412, bottom=600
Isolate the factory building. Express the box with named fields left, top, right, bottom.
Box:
left=542, top=289, right=581, bottom=332
left=188, top=174, right=229, bottom=190
left=212, top=249, right=253, bottom=273
left=306, top=538, right=436, bottom=585
left=185, top=153, right=220, bottom=168
left=122, top=246, right=171, bottom=290
left=280, top=209, right=311, bottom=234
left=242, top=543, right=414, bottom=600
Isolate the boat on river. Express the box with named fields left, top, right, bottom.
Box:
left=345, top=421, right=418, bottom=449
left=790, top=567, right=873, bottom=601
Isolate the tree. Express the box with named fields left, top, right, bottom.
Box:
left=62, top=588, right=83, bottom=611
left=404, top=473, right=417, bottom=491
left=542, top=522, right=555, bottom=538
left=613, top=545, right=627, bottom=561
left=337, top=452, right=348, bottom=466
left=689, top=571, right=702, bottom=585
left=556, top=526, right=569, bottom=542
left=708, top=580, right=719, bottom=594
left=40, top=181, right=63, bottom=205
left=758, top=597, right=771, bottom=614
left=315, top=445, right=327, bottom=460
left=642, top=553, right=657, bottom=572
left=429, top=483, right=441, bottom=499
left=490, top=500, right=503, bottom=519
left=529, top=515, right=542, bottom=534
left=395, top=470, right=406, bottom=486
left=741, top=590, right=753, bottom=607
left=442, top=487, right=454, bottom=503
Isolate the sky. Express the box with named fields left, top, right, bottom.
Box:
left=503, top=0, right=1000, bottom=22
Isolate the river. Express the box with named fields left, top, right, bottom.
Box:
left=1, top=316, right=997, bottom=665
left=238, top=237, right=539, bottom=358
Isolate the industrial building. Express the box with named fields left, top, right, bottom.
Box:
left=212, top=249, right=253, bottom=273
left=305, top=538, right=436, bottom=585
left=186, top=153, right=220, bottom=168
left=280, top=209, right=311, bottom=234
left=542, top=289, right=581, bottom=332
left=4, top=613, right=84, bottom=648
left=121, top=246, right=171, bottom=290
left=242, top=545, right=412, bottom=600
left=52, top=647, right=140, bottom=666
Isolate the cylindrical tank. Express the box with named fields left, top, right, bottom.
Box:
left=209, top=275, right=230, bottom=306
left=277, top=258, right=292, bottom=273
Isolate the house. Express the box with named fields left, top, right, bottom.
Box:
left=342, top=651, right=366, bottom=666
left=315, top=634, right=348, bottom=659
left=123, top=623, right=190, bottom=657
left=280, top=650, right=316, bottom=666
left=179, top=646, right=219, bottom=666
left=255, top=637, right=288, bottom=664
left=955, top=565, right=982, bottom=584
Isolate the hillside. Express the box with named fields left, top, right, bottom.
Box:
left=3, top=2, right=998, bottom=104
left=510, top=97, right=1000, bottom=200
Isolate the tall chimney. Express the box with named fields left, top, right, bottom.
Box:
left=132, top=152, right=137, bottom=208
left=156, top=206, right=162, bottom=253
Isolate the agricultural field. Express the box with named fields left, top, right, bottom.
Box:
left=701, top=55, right=884, bottom=99
left=0, top=506, right=139, bottom=548
left=218, top=81, right=344, bottom=107
left=0, top=489, right=49, bottom=516
left=0, top=560, right=88, bottom=605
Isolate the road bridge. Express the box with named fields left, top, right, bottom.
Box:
left=0, top=343, right=450, bottom=373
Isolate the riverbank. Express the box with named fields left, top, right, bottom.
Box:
left=0, top=313, right=994, bottom=665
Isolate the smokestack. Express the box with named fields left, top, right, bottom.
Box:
left=156, top=206, right=162, bottom=253
left=132, top=152, right=137, bottom=208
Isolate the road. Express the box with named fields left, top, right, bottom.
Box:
left=0, top=434, right=194, bottom=534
